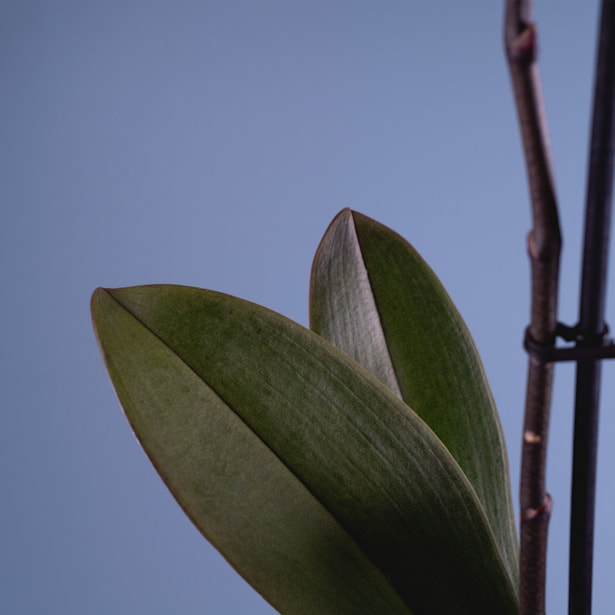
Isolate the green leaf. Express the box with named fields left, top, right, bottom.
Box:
left=310, top=209, right=518, bottom=587
left=92, top=285, right=518, bottom=614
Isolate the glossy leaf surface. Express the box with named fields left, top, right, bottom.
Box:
left=92, top=285, right=518, bottom=614
left=310, top=209, right=518, bottom=584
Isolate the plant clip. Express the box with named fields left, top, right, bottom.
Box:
left=524, top=322, right=615, bottom=364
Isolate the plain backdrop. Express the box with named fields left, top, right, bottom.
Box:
left=2, top=1, right=613, bottom=613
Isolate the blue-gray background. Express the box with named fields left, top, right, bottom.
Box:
left=2, top=1, right=613, bottom=613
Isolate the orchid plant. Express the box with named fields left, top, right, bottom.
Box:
left=92, top=209, right=519, bottom=614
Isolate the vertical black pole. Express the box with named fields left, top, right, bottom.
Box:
left=568, top=2, right=615, bottom=614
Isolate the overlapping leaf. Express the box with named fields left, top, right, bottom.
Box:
left=92, top=285, right=518, bottom=614
left=310, top=209, right=518, bottom=585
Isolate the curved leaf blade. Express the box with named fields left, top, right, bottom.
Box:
left=310, top=209, right=518, bottom=585
left=92, top=284, right=518, bottom=614
left=92, top=288, right=411, bottom=615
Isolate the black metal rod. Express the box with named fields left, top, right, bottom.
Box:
left=568, top=2, right=615, bottom=614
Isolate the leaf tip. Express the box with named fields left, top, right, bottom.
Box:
left=90, top=287, right=113, bottom=316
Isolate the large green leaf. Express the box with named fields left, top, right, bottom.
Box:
left=310, top=209, right=518, bottom=586
left=92, top=285, right=518, bottom=614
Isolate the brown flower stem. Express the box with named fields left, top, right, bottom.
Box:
left=504, top=1, right=562, bottom=613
